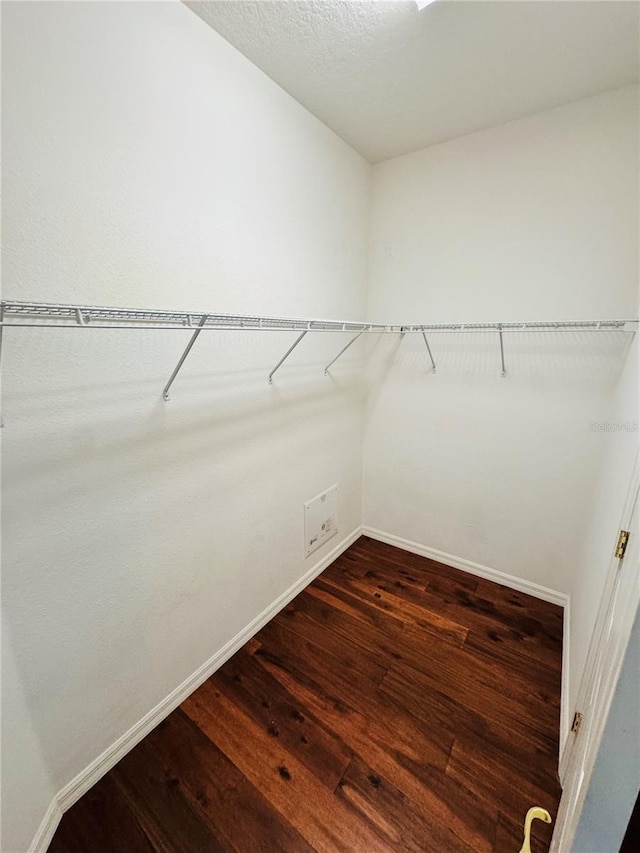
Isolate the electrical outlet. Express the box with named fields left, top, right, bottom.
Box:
left=304, top=484, right=338, bottom=557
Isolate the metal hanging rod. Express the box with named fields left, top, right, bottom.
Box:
left=1, top=301, right=637, bottom=400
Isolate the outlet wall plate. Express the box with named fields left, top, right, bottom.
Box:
left=304, top=484, right=338, bottom=557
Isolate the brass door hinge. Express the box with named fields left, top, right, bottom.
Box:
left=615, top=530, right=630, bottom=560
left=571, top=711, right=583, bottom=735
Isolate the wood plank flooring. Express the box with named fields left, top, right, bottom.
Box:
left=49, top=536, right=563, bottom=852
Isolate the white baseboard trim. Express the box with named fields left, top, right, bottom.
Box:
left=362, top=526, right=569, bottom=607
left=362, top=526, right=571, bottom=774
left=40, top=527, right=361, bottom=829
left=29, top=799, right=62, bottom=853
left=29, top=523, right=572, bottom=852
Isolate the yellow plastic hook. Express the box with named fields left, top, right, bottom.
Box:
left=519, top=806, right=552, bottom=853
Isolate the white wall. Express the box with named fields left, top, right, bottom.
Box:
left=1, top=624, right=57, bottom=853
left=3, top=3, right=637, bottom=849
left=363, top=85, right=638, bottom=707
left=1, top=2, right=369, bottom=850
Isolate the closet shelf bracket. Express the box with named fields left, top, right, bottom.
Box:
left=498, top=324, right=506, bottom=377
left=324, top=328, right=367, bottom=375
left=421, top=331, right=436, bottom=374
left=162, top=314, right=208, bottom=401
left=268, top=330, right=309, bottom=384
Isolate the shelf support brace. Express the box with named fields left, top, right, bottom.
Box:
left=269, top=330, right=308, bottom=384
left=162, top=314, right=208, bottom=401
left=324, top=328, right=366, bottom=375
left=421, top=331, right=436, bottom=373
left=498, top=324, right=506, bottom=377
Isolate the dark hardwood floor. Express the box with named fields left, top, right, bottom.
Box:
left=49, top=536, right=563, bottom=852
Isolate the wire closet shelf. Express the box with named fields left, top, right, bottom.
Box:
left=0, top=300, right=637, bottom=398
left=0, top=301, right=636, bottom=334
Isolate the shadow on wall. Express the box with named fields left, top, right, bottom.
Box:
left=365, top=329, right=634, bottom=386
left=3, top=338, right=366, bottom=524
left=2, top=325, right=367, bottom=790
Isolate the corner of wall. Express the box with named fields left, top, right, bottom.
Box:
left=36, top=526, right=362, bottom=845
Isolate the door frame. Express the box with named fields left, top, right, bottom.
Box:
left=550, top=453, right=639, bottom=852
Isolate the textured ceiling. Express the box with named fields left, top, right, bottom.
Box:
left=185, top=1, right=639, bottom=163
